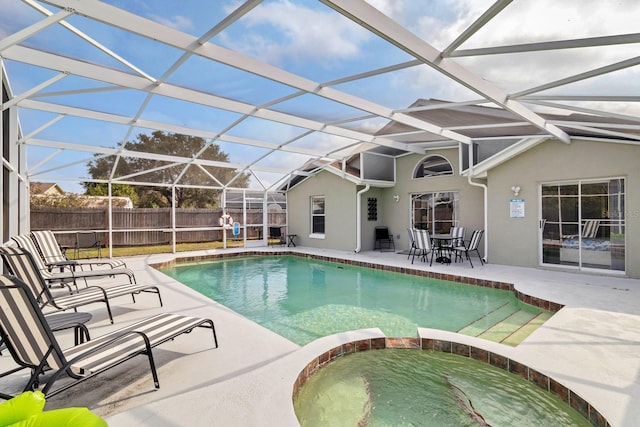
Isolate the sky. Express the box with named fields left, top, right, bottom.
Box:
left=1, top=0, right=639, bottom=193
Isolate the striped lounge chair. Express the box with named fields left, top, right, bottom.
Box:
left=10, top=235, right=136, bottom=287
left=0, top=247, right=162, bottom=324
left=0, top=275, right=217, bottom=398
left=31, top=230, right=126, bottom=271
left=582, top=219, right=600, bottom=239
left=561, top=219, right=600, bottom=240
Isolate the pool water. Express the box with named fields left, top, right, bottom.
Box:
left=294, top=349, right=591, bottom=427
left=160, top=256, right=550, bottom=345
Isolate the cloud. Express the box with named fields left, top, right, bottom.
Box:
left=364, top=0, right=407, bottom=19
left=148, top=14, right=194, bottom=32
left=374, top=0, right=640, bottom=112
left=470, top=0, right=640, bottom=46
left=221, top=0, right=370, bottom=67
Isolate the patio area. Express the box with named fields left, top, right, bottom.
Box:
left=1, top=246, right=638, bottom=426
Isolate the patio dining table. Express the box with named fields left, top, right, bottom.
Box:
left=431, top=234, right=453, bottom=264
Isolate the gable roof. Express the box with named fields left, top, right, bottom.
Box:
left=373, top=99, right=640, bottom=156
left=29, top=182, right=65, bottom=196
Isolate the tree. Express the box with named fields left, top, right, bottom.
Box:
left=85, top=183, right=139, bottom=206
left=30, top=193, right=133, bottom=208
left=84, top=131, right=250, bottom=208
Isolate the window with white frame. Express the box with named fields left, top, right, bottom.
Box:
left=414, top=155, right=453, bottom=178
left=311, top=196, right=325, bottom=235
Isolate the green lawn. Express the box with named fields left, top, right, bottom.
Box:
left=66, top=239, right=258, bottom=259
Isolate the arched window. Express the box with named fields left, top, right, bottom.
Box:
left=414, top=155, right=453, bottom=178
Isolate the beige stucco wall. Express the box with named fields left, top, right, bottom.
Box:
left=286, top=140, right=638, bottom=277
left=287, top=149, right=485, bottom=253
left=487, top=138, right=639, bottom=278
left=287, top=171, right=365, bottom=251
left=385, top=149, right=485, bottom=253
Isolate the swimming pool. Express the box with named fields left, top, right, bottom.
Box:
left=160, top=255, right=552, bottom=346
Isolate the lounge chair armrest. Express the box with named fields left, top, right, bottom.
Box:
left=45, top=260, right=79, bottom=272
left=64, top=330, right=154, bottom=367
left=73, top=285, right=109, bottom=299
left=41, top=262, right=76, bottom=274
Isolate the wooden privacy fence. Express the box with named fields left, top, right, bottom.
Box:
left=31, top=207, right=287, bottom=247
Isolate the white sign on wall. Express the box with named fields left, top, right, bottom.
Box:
left=510, top=198, right=525, bottom=218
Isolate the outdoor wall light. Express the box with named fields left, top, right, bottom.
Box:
left=511, top=185, right=521, bottom=196
left=393, top=194, right=400, bottom=203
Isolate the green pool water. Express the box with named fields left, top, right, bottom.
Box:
left=160, top=255, right=549, bottom=345
left=294, top=349, right=591, bottom=427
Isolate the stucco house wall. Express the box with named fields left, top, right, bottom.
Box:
left=487, top=138, right=639, bottom=278
left=287, top=148, right=485, bottom=253
left=384, top=149, right=485, bottom=253
left=356, top=186, right=387, bottom=251
left=286, top=141, right=637, bottom=277
left=287, top=171, right=366, bottom=251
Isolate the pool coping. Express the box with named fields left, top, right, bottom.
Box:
left=149, top=250, right=564, bottom=313
left=293, top=329, right=610, bottom=427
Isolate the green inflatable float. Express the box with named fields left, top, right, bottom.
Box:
left=0, top=391, right=106, bottom=427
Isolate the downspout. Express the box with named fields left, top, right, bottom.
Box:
left=354, top=184, right=371, bottom=253
left=467, top=144, right=488, bottom=262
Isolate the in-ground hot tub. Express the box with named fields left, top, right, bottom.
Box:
left=293, top=336, right=607, bottom=427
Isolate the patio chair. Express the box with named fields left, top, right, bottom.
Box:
left=10, top=235, right=136, bottom=287
left=74, top=232, right=102, bottom=259
left=437, top=226, right=458, bottom=258
left=406, top=228, right=417, bottom=260
left=411, top=229, right=434, bottom=265
left=452, top=229, right=485, bottom=268
left=0, top=275, right=217, bottom=398
left=268, top=227, right=286, bottom=246
left=374, top=226, right=395, bottom=252
left=445, top=226, right=466, bottom=258
left=0, top=246, right=162, bottom=324
left=31, top=231, right=126, bottom=271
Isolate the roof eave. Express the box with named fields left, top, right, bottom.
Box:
left=323, top=165, right=396, bottom=188
left=465, top=136, right=551, bottom=178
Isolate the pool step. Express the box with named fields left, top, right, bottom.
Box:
left=459, top=307, right=552, bottom=346
left=477, top=310, right=540, bottom=343
left=457, top=303, right=515, bottom=336
left=500, top=311, right=553, bottom=346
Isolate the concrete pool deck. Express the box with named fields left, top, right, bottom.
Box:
left=1, top=246, right=638, bottom=426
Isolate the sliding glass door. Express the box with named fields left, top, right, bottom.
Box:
left=540, top=178, right=625, bottom=272
left=411, top=192, right=459, bottom=233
